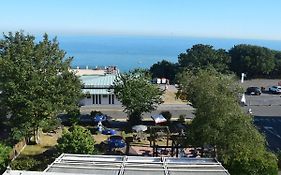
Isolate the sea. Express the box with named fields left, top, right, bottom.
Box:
left=54, top=35, right=281, bottom=72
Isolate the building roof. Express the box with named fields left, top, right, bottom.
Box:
left=4, top=154, right=230, bottom=175
left=82, top=89, right=112, bottom=95
left=72, top=69, right=107, bottom=76
left=80, top=75, right=116, bottom=87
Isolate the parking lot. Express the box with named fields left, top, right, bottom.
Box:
left=243, top=79, right=281, bottom=152
left=254, top=116, right=281, bottom=152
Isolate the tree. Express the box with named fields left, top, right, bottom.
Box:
left=114, top=69, right=164, bottom=125
left=0, top=32, right=82, bottom=143
left=229, top=44, right=275, bottom=77
left=178, top=44, right=230, bottom=73
left=57, top=125, right=96, bottom=154
left=0, top=144, right=11, bottom=173
left=160, top=111, right=172, bottom=124
left=177, top=69, right=278, bottom=175
left=271, top=51, right=281, bottom=77
left=149, top=60, right=178, bottom=83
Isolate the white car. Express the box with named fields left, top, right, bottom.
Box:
left=269, top=86, right=281, bottom=94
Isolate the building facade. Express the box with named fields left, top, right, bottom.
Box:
left=79, top=74, right=121, bottom=106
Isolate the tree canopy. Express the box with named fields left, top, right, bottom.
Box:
left=177, top=69, right=278, bottom=175
left=57, top=125, right=96, bottom=154
left=114, top=69, right=164, bottom=125
left=0, top=32, right=82, bottom=143
left=149, top=60, right=178, bottom=83
left=178, top=44, right=230, bottom=73
left=229, top=44, right=275, bottom=77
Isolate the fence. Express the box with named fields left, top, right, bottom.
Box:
left=9, top=139, right=26, bottom=160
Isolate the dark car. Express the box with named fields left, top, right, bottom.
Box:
left=246, top=87, right=261, bottom=95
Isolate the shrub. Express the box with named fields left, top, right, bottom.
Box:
left=160, top=111, right=172, bottom=123
left=67, top=109, right=80, bottom=125
left=90, top=110, right=103, bottom=116
left=178, top=114, right=186, bottom=124
left=10, top=157, right=39, bottom=171
left=0, top=144, right=11, bottom=173
left=57, top=125, right=96, bottom=154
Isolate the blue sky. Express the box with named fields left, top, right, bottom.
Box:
left=1, top=0, right=281, bottom=40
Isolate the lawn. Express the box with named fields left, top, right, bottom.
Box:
left=21, top=131, right=62, bottom=156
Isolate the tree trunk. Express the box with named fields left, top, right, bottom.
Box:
left=33, top=127, right=40, bottom=144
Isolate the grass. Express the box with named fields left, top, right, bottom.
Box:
left=21, top=130, right=62, bottom=156
left=93, top=134, right=108, bottom=144
left=163, top=89, right=185, bottom=104
left=11, top=130, right=62, bottom=171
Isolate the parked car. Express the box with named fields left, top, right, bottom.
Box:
left=246, top=87, right=261, bottom=95
left=269, top=86, right=281, bottom=94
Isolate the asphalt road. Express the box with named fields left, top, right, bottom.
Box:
left=80, top=104, right=195, bottom=120
left=243, top=93, right=281, bottom=116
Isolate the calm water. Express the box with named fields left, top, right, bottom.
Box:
left=56, top=35, right=281, bottom=72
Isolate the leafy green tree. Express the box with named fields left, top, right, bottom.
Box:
left=177, top=69, right=278, bottom=175
left=178, top=44, right=230, bottom=73
left=0, top=32, right=82, bottom=143
left=149, top=60, right=178, bottom=83
left=271, top=51, right=281, bottom=77
left=57, top=125, right=95, bottom=154
left=0, top=143, right=11, bottom=172
left=114, top=69, right=164, bottom=125
left=229, top=44, right=275, bottom=77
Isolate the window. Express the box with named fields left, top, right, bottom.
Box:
left=109, top=95, right=111, bottom=104
left=99, top=95, right=101, bottom=104
left=93, top=94, right=95, bottom=104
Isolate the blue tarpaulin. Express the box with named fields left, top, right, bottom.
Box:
left=107, top=136, right=126, bottom=148
left=94, top=115, right=107, bottom=122
left=102, top=129, right=117, bottom=135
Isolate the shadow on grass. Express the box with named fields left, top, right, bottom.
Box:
left=11, top=148, right=59, bottom=171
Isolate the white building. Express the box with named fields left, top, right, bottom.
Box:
left=79, top=74, right=121, bottom=106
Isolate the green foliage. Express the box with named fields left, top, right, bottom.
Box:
left=178, top=114, right=186, bottom=124
left=10, top=157, right=39, bottom=171
left=40, top=118, right=61, bottom=133
left=160, top=111, right=172, bottom=123
left=149, top=60, right=178, bottom=83
left=0, top=144, right=11, bottom=172
left=177, top=69, right=278, bottom=175
left=0, top=32, right=83, bottom=141
left=229, top=44, right=275, bottom=77
left=67, top=108, right=80, bottom=125
left=114, top=69, right=164, bottom=125
left=57, top=125, right=96, bottom=154
left=178, top=44, right=230, bottom=73
left=90, top=110, right=103, bottom=116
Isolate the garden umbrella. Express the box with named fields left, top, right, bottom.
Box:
left=132, top=125, right=147, bottom=132
left=102, top=129, right=117, bottom=135
left=151, top=114, right=166, bottom=124
left=107, top=136, right=126, bottom=148
left=94, top=115, right=107, bottom=122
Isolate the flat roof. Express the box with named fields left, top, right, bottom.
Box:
left=4, top=154, right=229, bottom=175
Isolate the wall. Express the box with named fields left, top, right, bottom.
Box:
left=80, top=94, right=121, bottom=106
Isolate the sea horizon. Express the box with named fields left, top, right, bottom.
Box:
left=32, top=35, right=281, bottom=71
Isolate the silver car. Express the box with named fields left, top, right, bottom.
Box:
left=269, top=86, right=281, bottom=94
